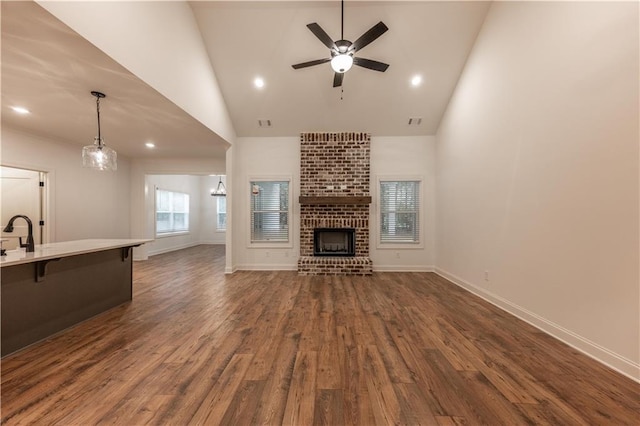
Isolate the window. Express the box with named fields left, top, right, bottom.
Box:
left=250, top=180, right=290, bottom=242
left=217, top=196, right=226, bottom=231
left=380, top=180, right=420, bottom=243
left=156, top=189, right=189, bottom=235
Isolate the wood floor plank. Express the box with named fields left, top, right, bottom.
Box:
left=252, top=332, right=299, bottom=425
left=282, top=351, right=318, bottom=426
left=1, top=245, right=638, bottom=425
left=394, top=382, right=440, bottom=425
left=362, top=344, right=401, bottom=425
left=313, top=389, right=344, bottom=425
left=219, top=379, right=267, bottom=425
left=189, top=353, right=254, bottom=425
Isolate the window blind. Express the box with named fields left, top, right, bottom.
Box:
left=156, top=189, right=189, bottom=234
left=251, top=181, right=289, bottom=242
left=216, top=196, right=226, bottom=230
left=380, top=180, right=420, bottom=243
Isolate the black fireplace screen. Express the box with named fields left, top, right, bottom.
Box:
left=313, top=228, right=356, bottom=257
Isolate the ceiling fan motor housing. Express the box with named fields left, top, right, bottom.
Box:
left=335, top=39, right=353, bottom=54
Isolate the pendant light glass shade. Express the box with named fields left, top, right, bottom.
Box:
left=82, top=91, right=117, bottom=171
left=82, top=138, right=117, bottom=171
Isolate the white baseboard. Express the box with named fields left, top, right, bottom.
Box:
left=199, top=240, right=225, bottom=245
left=148, top=242, right=200, bottom=257
left=235, top=264, right=298, bottom=271
left=373, top=265, right=435, bottom=272
left=435, top=268, right=640, bottom=383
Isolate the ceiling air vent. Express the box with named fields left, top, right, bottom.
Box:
left=408, top=117, right=422, bottom=126
left=258, top=119, right=272, bottom=128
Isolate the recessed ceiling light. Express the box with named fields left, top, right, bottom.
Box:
left=145, top=142, right=155, bottom=148
left=254, top=77, right=265, bottom=89
left=11, top=106, right=30, bottom=114
left=411, top=75, right=422, bottom=87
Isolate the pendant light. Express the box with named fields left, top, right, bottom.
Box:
left=82, top=91, right=117, bottom=171
left=210, top=176, right=227, bottom=197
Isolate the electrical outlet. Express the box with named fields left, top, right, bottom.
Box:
left=327, top=185, right=334, bottom=190
left=395, top=251, right=400, bottom=259
left=266, top=251, right=270, bottom=258
left=484, top=270, right=489, bottom=281
left=284, top=251, right=289, bottom=257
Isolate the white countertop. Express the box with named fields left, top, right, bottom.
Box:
left=0, top=239, right=153, bottom=267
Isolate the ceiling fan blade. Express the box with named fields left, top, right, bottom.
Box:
left=292, top=58, right=331, bottom=69
left=307, top=23, right=337, bottom=51
left=351, top=21, right=388, bottom=52
left=353, top=57, right=389, bottom=72
left=333, top=72, right=344, bottom=88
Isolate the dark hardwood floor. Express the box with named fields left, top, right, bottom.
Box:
left=1, top=245, right=638, bottom=425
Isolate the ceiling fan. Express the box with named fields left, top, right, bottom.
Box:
left=291, top=0, right=389, bottom=88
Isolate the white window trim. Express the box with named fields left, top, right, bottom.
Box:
left=216, top=196, right=227, bottom=232
left=247, top=176, right=294, bottom=249
left=375, top=175, right=424, bottom=249
left=154, top=187, right=190, bottom=238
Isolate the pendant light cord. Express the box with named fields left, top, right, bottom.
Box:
left=96, top=95, right=102, bottom=144
left=91, top=91, right=106, bottom=147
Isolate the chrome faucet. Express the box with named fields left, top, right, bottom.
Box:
left=3, top=215, right=35, bottom=252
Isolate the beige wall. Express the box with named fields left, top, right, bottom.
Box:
left=1, top=127, right=131, bottom=242
left=435, top=1, right=639, bottom=378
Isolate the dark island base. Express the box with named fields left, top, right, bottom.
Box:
left=1, top=248, right=133, bottom=356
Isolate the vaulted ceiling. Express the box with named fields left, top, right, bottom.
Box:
left=1, top=1, right=490, bottom=160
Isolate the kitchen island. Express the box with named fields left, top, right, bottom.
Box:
left=1, top=239, right=151, bottom=356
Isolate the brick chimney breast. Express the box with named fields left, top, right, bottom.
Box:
left=298, top=132, right=372, bottom=275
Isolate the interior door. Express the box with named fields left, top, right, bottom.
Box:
left=0, top=166, right=44, bottom=250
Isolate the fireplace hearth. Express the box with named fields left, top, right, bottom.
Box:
left=314, top=228, right=355, bottom=257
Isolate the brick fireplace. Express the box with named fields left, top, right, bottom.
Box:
left=298, top=132, right=372, bottom=275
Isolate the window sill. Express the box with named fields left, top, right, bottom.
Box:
left=248, top=241, right=293, bottom=249
left=377, top=242, right=424, bottom=250
left=156, top=231, right=190, bottom=239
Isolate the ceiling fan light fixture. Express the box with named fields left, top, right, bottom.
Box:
left=331, top=53, right=353, bottom=73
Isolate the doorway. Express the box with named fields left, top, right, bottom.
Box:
left=0, top=165, right=48, bottom=250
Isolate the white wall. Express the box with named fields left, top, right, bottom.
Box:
left=232, top=137, right=300, bottom=271
left=435, top=2, right=639, bottom=379
left=370, top=136, right=436, bottom=271
left=1, top=127, right=131, bottom=242
left=231, top=136, right=437, bottom=272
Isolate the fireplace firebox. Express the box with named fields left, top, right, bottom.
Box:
left=313, top=228, right=356, bottom=257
